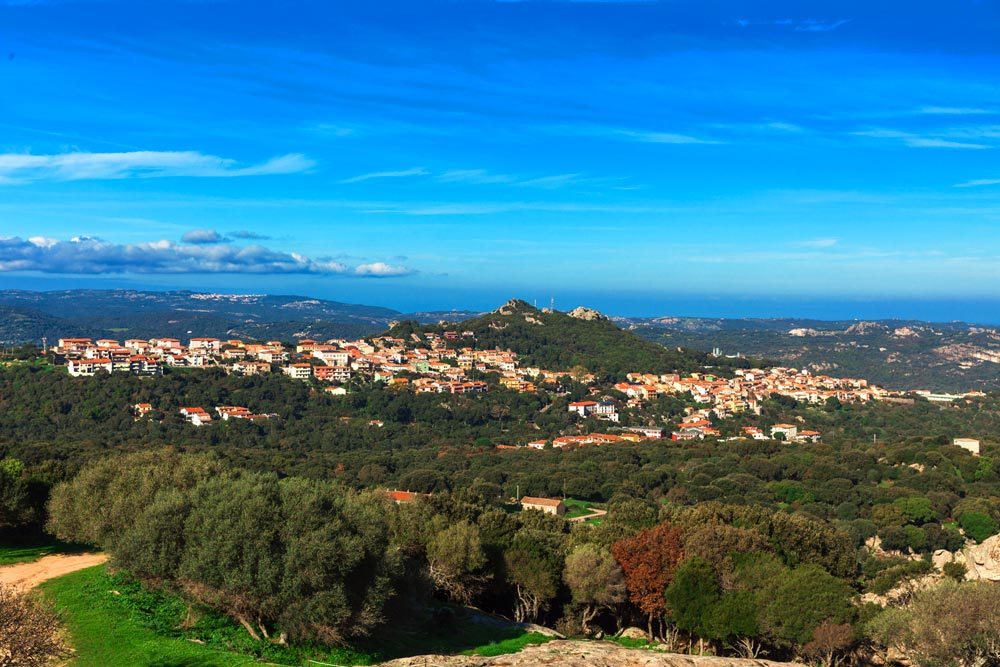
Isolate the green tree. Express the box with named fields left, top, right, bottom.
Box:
left=427, top=520, right=489, bottom=605
left=959, top=511, right=998, bottom=543
left=664, top=556, right=719, bottom=653
left=760, top=564, right=855, bottom=649
left=563, top=543, right=626, bottom=634
left=504, top=530, right=563, bottom=623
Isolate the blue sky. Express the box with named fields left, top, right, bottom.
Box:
left=2, top=0, right=1000, bottom=318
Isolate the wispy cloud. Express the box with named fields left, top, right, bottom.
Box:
left=797, top=238, right=839, bottom=248
left=437, top=169, right=516, bottom=185
left=0, top=151, right=314, bottom=183
left=181, top=229, right=226, bottom=244
left=230, top=230, right=272, bottom=240
left=0, top=235, right=413, bottom=277
left=340, top=166, right=604, bottom=190
left=735, top=18, right=851, bottom=32
left=337, top=167, right=429, bottom=184
left=611, top=128, right=722, bottom=145
left=920, top=107, right=994, bottom=116
left=955, top=178, right=1000, bottom=188
left=795, top=18, right=851, bottom=32
left=852, top=129, right=992, bottom=150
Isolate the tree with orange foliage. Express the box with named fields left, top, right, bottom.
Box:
left=610, top=521, right=684, bottom=641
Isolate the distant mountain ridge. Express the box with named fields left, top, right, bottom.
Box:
left=0, top=289, right=479, bottom=345
left=628, top=316, right=1000, bottom=392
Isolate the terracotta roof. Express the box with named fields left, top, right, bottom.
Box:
left=521, top=496, right=564, bottom=508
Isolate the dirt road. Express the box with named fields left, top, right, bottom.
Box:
left=0, top=552, right=108, bottom=590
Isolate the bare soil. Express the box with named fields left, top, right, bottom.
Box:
left=0, top=552, right=108, bottom=590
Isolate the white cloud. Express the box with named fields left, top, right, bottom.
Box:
left=354, top=262, right=414, bottom=277
left=0, top=151, right=314, bottom=183
left=0, top=235, right=412, bottom=277
left=338, top=167, right=428, bottom=184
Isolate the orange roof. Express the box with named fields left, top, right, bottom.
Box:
left=521, top=496, right=564, bottom=508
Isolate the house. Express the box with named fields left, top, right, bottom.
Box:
left=129, top=355, right=162, bottom=376
left=954, top=438, right=981, bottom=456
left=179, top=407, right=212, bottom=426
left=188, top=337, right=221, bottom=353
left=770, top=424, right=798, bottom=440
left=520, top=496, right=567, bottom=516
left=67, top=358, right=112, bottom=376
left=283, top=363, right=313, bottom=380
left=231, top=361, right=271, bottom=376
left=568, top=400, right=598, bottom=416
left=628, top=427, right=665, bottom=439
left=386, top=490, right=429, bottom=504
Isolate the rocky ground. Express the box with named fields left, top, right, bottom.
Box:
left=377, top=640, right=802, bottom=667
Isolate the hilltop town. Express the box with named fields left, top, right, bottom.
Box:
left=51, top=327, right=986, bottom=445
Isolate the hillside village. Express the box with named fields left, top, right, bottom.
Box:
left=50, top=328, right=989, bottom=448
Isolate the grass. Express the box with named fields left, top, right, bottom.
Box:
left=40, top=565, right=545, bottom=666
left=562, top=498, right=603, bottom=519
left=39, top=566, right=259, bottom=667
left=462, top=632, right=552, bottom=656
left=606, top=636, right=653, bottom=649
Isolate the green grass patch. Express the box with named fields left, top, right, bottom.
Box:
left=40, top=566, right=375, bottom=667
left=562, top=498, right=602, bottom=519
left=40, top=566, right=258, bottom=667
left=606, top=636, right=653, bottom=649
left=40, top=565, right=541, bottom=667
left=461, top=632, right=552, bottom=657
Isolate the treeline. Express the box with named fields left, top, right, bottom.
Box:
left=45, top=451, right=852, bottom=662
left=47, top=451, right=1000, bottom=665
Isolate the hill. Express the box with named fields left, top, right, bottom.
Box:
left=390, top=299, right=759, bottom=378
left=0, top=289, right=480, bottom=346
left=628, top=316, right=1000, bottom=392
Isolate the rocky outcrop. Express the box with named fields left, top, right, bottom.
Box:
left=377, top=640, right=803, bottom=667
left=933, top=533, right=1000, bottom=581
left=567, top=306, right=605, bottom=321
left=845, top=322, right=889, bottom=335
left=494, top=299, right=533, bottom=316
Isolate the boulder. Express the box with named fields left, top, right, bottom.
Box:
left=567, top=306, right=605, bottom=321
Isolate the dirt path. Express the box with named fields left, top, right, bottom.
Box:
left=569, top=508, right=608, bottom=523
left=0, top=552, right=108, bottom=590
